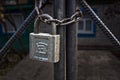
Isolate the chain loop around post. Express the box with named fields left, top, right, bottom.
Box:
left=38, top=10, right=83, bottom=26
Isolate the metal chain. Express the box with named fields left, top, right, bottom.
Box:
left=37, top=9, right=82, bottom=26
left=35, top=0, right=43, bottom=15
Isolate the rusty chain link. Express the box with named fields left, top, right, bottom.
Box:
left=37, top=9, right=82, bottom=26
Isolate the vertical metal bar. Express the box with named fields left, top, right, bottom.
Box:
left=66, top=0, right=78, bottom=80
left=53, top=0, right=66, bottom=80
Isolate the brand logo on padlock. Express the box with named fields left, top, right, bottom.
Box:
left=35, top=42, right=48, bottom=54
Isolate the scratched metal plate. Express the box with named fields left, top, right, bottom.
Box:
left=29, top=33, right=60, bottom=63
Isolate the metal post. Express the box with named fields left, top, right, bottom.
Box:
left=53, top=0, right=66, bottom=80
left=66, top=0, right=78, bottom=80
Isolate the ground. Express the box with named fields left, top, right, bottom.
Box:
left=0, top=50, right=120, bottom=80
left=78, top=50, right=120, bottom=80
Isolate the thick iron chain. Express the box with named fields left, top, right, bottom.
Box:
left=37, top=9, right=82, bottom=26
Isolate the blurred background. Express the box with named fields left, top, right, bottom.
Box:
left=0, top=0, right=120, bottom=80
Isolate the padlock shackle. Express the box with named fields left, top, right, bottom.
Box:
left=34, top=17, right=41, bottom=33
left=34, top=14, right=56, bottom=35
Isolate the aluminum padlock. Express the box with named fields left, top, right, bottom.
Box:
left=29, top=14, right=60, bottom=63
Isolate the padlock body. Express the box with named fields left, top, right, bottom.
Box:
left=29, top=33, right=60, bottom=63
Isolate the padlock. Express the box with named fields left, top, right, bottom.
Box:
left=29, top=14, right=60, bottom=63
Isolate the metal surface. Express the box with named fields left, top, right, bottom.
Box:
left=34, top=14, right=57, bottom=34
left=30, top=14, right=60, bottom=63
left=80, top=0, right=120, bottom=49
left=29, top=33, right=60, bottom=63
left=54, top=0, right=66, bottom=80
left=35, top=0, right=42, bottom=15
left=40, top=10, right=82, bottom=26
left=66, top=0, right=78, bottom=80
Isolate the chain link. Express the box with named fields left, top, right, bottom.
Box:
left=37, top=9, right=82, bottom=26
left=35, top=0, right=43, bottom=15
